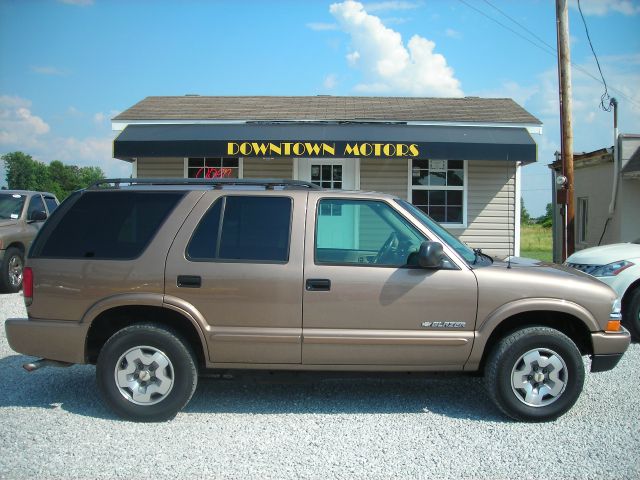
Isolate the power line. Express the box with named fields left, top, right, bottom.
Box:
left=457, top=0, right=640, bottom=110
left=577, top=0, right=611, bottom=111
left=482, top=0, right=557, bottom=54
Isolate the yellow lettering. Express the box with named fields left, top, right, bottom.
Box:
left=344, top=143, right=360, bottom=156
left=397, top=144, right=409, bottom=156
left=361, top=143, right=373, bottom=156
left=228, top=142, right=240, bottom=156
left=251, top=142, right=269, bottom=156
left=409, top=144, right=419, bottom=157
left=323, top=143, right=336, bottom=156
left=293, top=142, right=304, bottom=156
left=304, top=143, right=321, bottom=156
left=239, top=142, right=252, bottom=156
left=269, top=143, right=281, bottom=155
left=282, top=143, right=292, bottom=155
left=383, top=144, right=395, bottom=156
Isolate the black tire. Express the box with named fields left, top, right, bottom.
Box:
left=623, top=287, right=640, bottom=341
left=96, top=323, right=198, bottom=422
left=485, top=326, right=584, bottom=422
left=0, top=246, right=24, bottom=293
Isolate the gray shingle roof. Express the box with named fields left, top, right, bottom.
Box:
left=113, top=96, right=541, bottom=124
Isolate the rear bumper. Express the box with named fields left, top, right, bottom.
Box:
left=5, top=317, right=88, bottom=364
left=589, top=328, right=631, bottom=373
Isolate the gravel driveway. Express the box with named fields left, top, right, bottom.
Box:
left=1, top=292, right=639, bottom=479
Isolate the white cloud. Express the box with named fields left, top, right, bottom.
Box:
left=0, top=96, right=50, bottom=146
left=30, top=65, right=67, bottom=76
left=323, top=74, right=338, bottom=89
left=330, top=1, right=463, bottom=96
left=93, top=110, right=120, bottom=125
left=58, top=0, right=94, bottom=6
left=445, top=28, right=462, bottom=39
left=363, top=1, right=421, bottom=12
left=570, top=0, right=640, bottom=15
left=306, top=22, right=338, bottom=31
left=0, top=95, right=130, bottom=178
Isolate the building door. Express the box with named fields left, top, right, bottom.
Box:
left=297, top=158, right=358, bottom=251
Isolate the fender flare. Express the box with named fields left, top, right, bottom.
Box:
left=465, top=298, right=598, bottom=370
left=82, top=293, right=209, bottom=363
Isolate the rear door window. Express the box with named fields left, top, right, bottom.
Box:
left=187, top=196, right=292, bottom=263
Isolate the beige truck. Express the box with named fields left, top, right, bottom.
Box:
left=5, top=179, right=630, bottom=422
left=0, top=190, right=59, bottom=292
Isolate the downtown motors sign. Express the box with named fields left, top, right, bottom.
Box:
left=227, top=141, right=420, bottom=158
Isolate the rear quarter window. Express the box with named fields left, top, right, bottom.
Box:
left=31, top=191, right=184, bottom=260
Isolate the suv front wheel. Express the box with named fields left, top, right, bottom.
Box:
left=96, top=323, right=198, bottom=422
left=0, top=247, right=24, bottom=293
left=485, top=326, right=585, bottom=422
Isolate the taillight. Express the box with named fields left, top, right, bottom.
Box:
left=23, top=267, right=33, bottom=306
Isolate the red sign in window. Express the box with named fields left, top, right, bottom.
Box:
left=193, top=167, right=234, bottom=179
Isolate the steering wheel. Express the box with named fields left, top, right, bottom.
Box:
left=374, top=232, right=399, bottom=264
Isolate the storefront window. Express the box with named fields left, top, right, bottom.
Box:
left=187, top=158, right=239, bottom=179
left=411, top=159, right=465, bottom=225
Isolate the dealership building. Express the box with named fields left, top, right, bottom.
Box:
left=111, top=95, right=541, bottom=257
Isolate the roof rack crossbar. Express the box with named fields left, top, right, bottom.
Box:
left=89, top=178, right=322, bottom=190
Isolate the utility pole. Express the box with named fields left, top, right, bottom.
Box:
left=556, top=0, right=575, bottom=259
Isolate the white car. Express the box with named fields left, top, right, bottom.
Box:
left=566, top=240, right=640, bottom=339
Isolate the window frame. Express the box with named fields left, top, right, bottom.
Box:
left=407, top=159, right=468, bottom=228
left=186, top=195, right=294, bottom=265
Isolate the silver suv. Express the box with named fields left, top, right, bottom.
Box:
left=5, top=179, right=630, bottom=422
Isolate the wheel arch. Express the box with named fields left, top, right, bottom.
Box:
left=466, top=302, right=596, bottom=371
left=85, top=303, right=208, bottom=367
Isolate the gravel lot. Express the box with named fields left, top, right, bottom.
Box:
left=1, top=292, right=639, bottom=479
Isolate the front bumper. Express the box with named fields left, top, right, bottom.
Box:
left=5, top=317, right=88, bottom=364
left=589, top=328, right=631, bottom=372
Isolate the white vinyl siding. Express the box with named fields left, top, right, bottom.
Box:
left=243, top=157, right=293, bottom=178
left=451, top=161, right=517, bottom=258
left=359, top=158, right=408, bottom=199
left=136, top=157, right=184, bottom=177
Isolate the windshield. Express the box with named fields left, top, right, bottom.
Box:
left=0, top=194, right=26, bottom=220
left=396, top=199, right=477, bottom=264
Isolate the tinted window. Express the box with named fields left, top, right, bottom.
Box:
left=188, top=196, right=291, bottom=262
left=27, top=195, right=46, bottom=220
left=35, top=191, right=183, bottom=259
left=44, top=197, right=58, bottom=214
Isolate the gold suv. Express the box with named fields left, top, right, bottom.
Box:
left=5, top=179, right=630, bottom=422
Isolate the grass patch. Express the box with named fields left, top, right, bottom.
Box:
left=520, top=224, right=553, bottom=262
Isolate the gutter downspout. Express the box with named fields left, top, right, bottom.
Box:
left=608, top=98, right=619, bottom=217
left=599, top=98, right=619, bottom=246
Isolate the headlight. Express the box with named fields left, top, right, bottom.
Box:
left=610, top=298, right=622, bottom=320
left=591, top=260, right=634, bottom=277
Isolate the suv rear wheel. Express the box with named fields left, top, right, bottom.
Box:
left=0, top=247, right=24, bottom=293
left=485, top=326, right=584, bottom=422
left=96, top=323, right=198, bottom=422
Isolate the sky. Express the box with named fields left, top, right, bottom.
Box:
left=1, top=0, right=639, bottom=216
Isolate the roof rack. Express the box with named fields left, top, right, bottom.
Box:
left=88, top=178, right=322, bottom=190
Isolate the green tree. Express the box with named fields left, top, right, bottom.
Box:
left=521, top=197, right=532, bottom=225
left=536, top=203, right=553, bottom=228
left=1, top=151, right=105, bottom=200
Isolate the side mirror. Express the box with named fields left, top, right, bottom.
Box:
left=418, top=241, right=444, bottom=269
left=28, top=210, right=47, bottom=222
